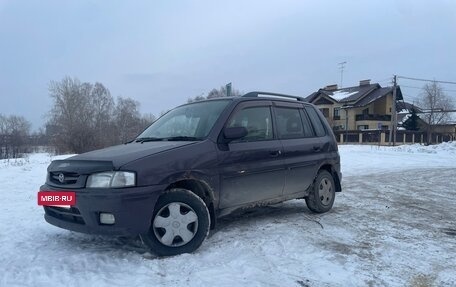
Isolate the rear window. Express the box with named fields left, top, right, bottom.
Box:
left=304, top=106, right=326, bottom=137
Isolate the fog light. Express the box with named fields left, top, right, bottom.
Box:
left=100, top=213, right=115, bottom=225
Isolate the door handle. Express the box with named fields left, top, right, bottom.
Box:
left=313, top=146, right=321, bottom=152
left=269, top=150, right=282, bottom=157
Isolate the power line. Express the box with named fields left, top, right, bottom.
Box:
left=374, top=77, right=393, bottom=84
left=401, top=85, right=425, bottom=90
left=400, top=85, right=456, bottom=93
left=397, top=75, right=456, bottom=85
left=401, top=93, right=420, bottom=99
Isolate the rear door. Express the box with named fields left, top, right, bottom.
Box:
left=273, top=102, right=326, bottom=196
left=217, top=101, right=286, bottom=208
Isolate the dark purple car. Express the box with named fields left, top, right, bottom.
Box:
left=41, top=92, right=342, bottom=256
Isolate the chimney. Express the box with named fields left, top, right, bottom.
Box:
left=359, top=79, right=371, bottom=86
left=324, top=84, right=338, bottom=91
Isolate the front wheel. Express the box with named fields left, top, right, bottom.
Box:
left=141, top=188, right=210, bottom=256
left=305, top=170, right=336, bottom=213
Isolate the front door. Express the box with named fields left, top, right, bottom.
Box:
left=217, top=102, right=285, bottom=209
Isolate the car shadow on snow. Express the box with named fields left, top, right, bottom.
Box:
left=52, top=231, right=148, bottom=253
left=213, top=200, right=323, bottom=233
left=47, top=199, right=332, bottom=258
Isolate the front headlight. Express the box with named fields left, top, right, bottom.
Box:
left=86, top=171, right=136, bottom=188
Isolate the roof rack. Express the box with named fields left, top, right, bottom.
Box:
left=242, top=91, right=305, bottom=102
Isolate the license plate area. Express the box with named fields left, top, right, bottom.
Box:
left=38, top=191, right=76, bottom=207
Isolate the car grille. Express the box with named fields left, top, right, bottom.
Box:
left=44, top=206, right=85, bottom=225
left=49, top=172, right=79, bottom=185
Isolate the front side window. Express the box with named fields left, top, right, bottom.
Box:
left=138, top=100, right=230, bottom=140
left=227, top=106, right=273, bottom=141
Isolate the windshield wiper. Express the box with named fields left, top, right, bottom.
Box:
left=135, top=137, right=164, bottom=143
left=135, top=136, right=202, bottom=143
left=162, top=136, right=202, bottom=141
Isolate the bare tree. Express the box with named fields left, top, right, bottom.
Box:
left=0, top=114, right=9, bottom=158
left=418, top=81, right=455, bottom=143
left=90, top=82, right=116, bottom=148
left=114, top=97, right=149, bottom=143
left=141, top=113, right=157, bottom=127
left=0, top=114, right=31, bottom=159
left=8, top=116, right=31, bottom=157
left=48, top=77, right=96, bottom=153
left=208, top=85, right=241, bottom=99
left=188, top=85, right=241, bottom=103
left=47, top=77, right=155, bottom=153
left=187, top=95, right=206, bottom=103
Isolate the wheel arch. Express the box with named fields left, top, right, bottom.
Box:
left=318, top=163, right=342, bottom=192
left=164, top=179, right=217, bottom=229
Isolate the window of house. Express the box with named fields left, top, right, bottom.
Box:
left=362, top=108, right=369, bottom=115
left=227, top=106, right=273, bottom=141
left=333, top=108, right=340, bottom=119
left=357, top=125, right=369, bottom=130
left=319, top=108, right=330, bottom=118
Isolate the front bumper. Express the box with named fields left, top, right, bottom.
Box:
left=40, top=184, right=167, bottom=236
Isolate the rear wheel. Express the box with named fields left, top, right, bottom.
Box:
left=305, top=170, right=335, bottom=213
left=141, top=188, right=210, bottom=256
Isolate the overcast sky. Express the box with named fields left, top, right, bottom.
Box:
left=1, top=0, right=455, bottom=130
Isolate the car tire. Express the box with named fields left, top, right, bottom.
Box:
left=141, top=188, right=210, bottom=257
left=305, top=170, right=336, bottom=213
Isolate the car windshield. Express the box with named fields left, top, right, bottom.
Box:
left=137, top=100, right=230, bottom=141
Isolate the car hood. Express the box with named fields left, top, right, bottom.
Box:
left=66, top=141, right=197, bottom=168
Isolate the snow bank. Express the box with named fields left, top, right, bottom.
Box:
left=1, top=144, right=456, bottom=286
left=339, top=142, right=455, bottom=177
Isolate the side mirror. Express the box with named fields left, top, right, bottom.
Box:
left=223, top=126, right=248, bottom=142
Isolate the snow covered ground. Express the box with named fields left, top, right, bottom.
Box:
left=1, top=143, right=455, bottom=287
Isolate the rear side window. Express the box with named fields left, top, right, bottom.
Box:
left=299, top=109, right=315, bottom=137
left=304, top=107, right=326, bottom=137
left=275, top=107, right=312, bottom=139
left=227, top=106, right=273, bottom=141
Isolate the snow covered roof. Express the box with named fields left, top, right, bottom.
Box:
left=396, top=101, right=423, bottom=113
left=305, top=82, right=403, bottom=107
left=397, top=113, right=411, bottom=124
left=327, top=90, right=358, bottom=101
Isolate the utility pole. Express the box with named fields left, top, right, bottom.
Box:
left=338, top=61, right=347, bottom=88
left=226, top=82, right=232, bottom=97
left=345, top=108, right=349, bottom=140
left=389, top=75, right=397, bottom=146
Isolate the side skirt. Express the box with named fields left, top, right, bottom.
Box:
left=217, top=190, right=309, bottom=218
